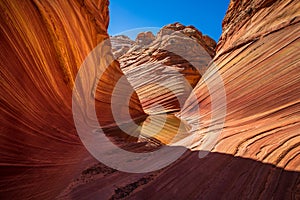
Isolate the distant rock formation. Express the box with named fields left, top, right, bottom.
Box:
left=113, top=23, right=216, bottom=114
left=110, top=35, right=135, bottom=58
left=161, top=22, right=216, bottom=57
left=1, top=0, right=299, bottom=199
left=136, top=31, right=156, bottom=46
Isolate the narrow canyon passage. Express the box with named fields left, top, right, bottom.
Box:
left=0, top=0, right=299, bottom=199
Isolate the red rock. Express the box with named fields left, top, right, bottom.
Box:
left=0, top=0, right=144, bottom=198
left=116, top=23, right=216, bottom=114
left=1, top=0, right=299, bottom=199
left=180, top=0, right=300, bottom=172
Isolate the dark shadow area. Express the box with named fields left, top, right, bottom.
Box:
left=60, top=144, right=300, bottom=200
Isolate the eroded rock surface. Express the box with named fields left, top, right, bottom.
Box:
left=110, top=35, right=135, bottom=58
left=180, top=0, right=300, bottom=172
left=62, top=1, right=300, bottom=198
left=114, top=23, right=216, bottom=114
left=1, top=0, right=299, bottom=199
left=0, top=0, right=144, bottom=199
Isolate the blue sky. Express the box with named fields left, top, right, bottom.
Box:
left=108, top=0, right=230, bottom=41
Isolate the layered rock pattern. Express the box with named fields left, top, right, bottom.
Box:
left=0, top=0, right=144, bottom=199
left=1, top=0, right=300, bottom=199
left=62, top=1, right=300, bottom=199
left=110, top=35, right=135, bottom=58
left=115, top=23, right=216, bottom=114
left=180, top=0, right=300, bottom=171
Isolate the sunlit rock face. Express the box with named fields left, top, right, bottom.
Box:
left=0, top=0, right=144, bottom=199
left=135, top=31, right=156, bottom=46
left=1, top=0, right=300, bottom=199
left=115, top=23, right=216, bottom=114
left=138, top=114, right=192, bottom=145
left=110, top=35, right=135, bottom=58
left=180, top=0, right=300, bottom=171
left=67, top=0, right=299, bottom=198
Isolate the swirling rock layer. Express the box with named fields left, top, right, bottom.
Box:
left=63, top=1, right=300, bottom=199
left=110, top=35, right=135, bottom=58
left=180, top=0, right=300, bottom=171
left=0, top=0, right=144, bottom=199
left=116, top=23, right=216, bottom=114
left=1, top=0, right=299, bottom=199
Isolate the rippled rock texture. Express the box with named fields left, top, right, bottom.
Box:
left=116, top=23, right=216, bottom=114
left=1, top=0, right=300, bottom=199
left=110, top=35, right=135, bottom=58
left=0, top=0, right=144, bottom=199
left=180, top=0, right=300, bottom=170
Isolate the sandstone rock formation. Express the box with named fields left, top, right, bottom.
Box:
left=64, top=0, right=299, bottom=199
left=110, top=35, right=135, bottom=58
left=0, top=0, right=144, bottom=199
left=180, top=0, right=300, bottom=170
left=114, top=23, right=216, bottom=114
left=1, top=0, right=299, bottom=199
left=135, top=31, right=156, bottom=46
